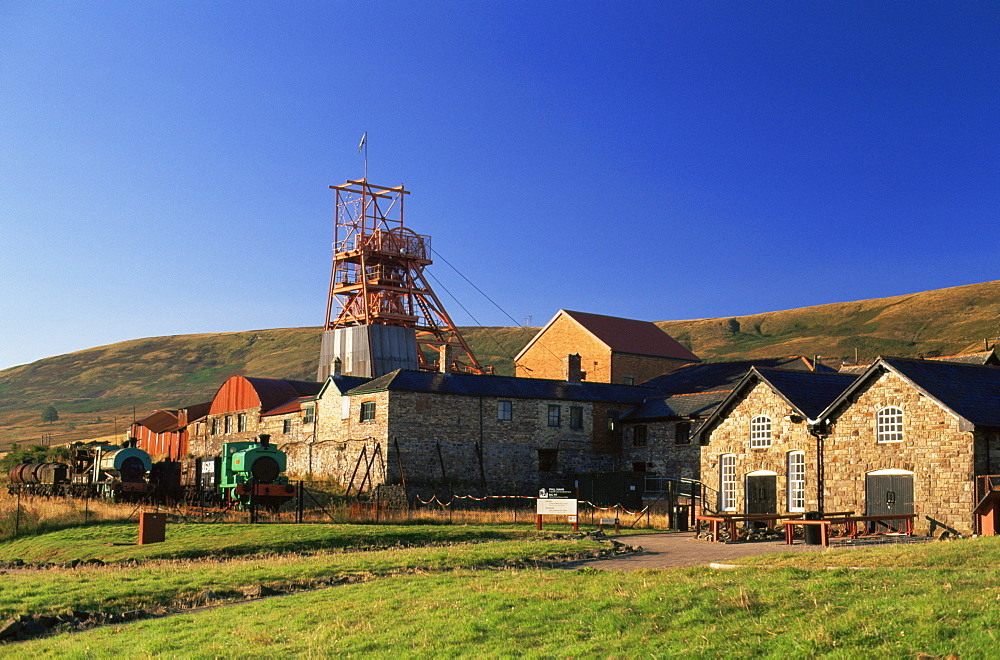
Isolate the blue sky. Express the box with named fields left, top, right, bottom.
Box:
left=1, top=2, right=996, bottom=371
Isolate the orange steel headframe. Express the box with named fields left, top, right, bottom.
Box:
left=323, top=179, right=488, bottom=375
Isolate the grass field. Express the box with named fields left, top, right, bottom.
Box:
left=2, top=518, right=1000, bottom=658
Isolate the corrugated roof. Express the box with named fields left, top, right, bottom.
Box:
left=561, top=310, right=700, bottom=362
left=347, top=369, right=655, bottom=404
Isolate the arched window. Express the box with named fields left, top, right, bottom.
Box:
left=877, top=407, right=904, bottom=443
left=750, top=416, right=772, bottom=448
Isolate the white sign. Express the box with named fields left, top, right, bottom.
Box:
left=537, top=498, right=578, bottom=515
left=568, top=515, right=578, bottom=523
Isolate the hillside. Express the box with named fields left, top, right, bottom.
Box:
left=2, top=280, right=998, bottom=449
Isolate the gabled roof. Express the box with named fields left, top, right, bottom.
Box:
left=133, top=409, right=181, bottom=434
left=347, top=369, right=656, bottom=404
left=514, top=309, right=700, bottom=363
left=822, top=356, right=1000, bottom=429
left=695, top=368, right=858, bottom=442
left=642, top=356, right=836, bottom=394
left=317, top=374, right=373, bottom=399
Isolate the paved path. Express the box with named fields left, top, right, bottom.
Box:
left=564, top=532, right=841, bottom=570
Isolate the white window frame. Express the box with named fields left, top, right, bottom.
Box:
left=497, top=400, right=513, bottom=421
left=341, top=398, right=351, bottom=420
left=877, top=406, right=904, bottom=443
left=360, top=401, right=376, bottom=423
left=720, top=454, right=737, bottom=512
left=750, top=416, right=772, bottom=448
left=787, top=451, right=805, bottom=512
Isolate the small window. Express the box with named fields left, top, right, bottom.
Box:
left=675, top=421, right=691, bottom=445
left=877, top=407, right=903, bottom=443
left=632, top=461, right=647, bottom=473
left=720, top=454, right=737, bottom=511
left=788, top=451, right=805, bottom=512
left=282, top=419, right=292, bottom=434
left=606, top=410, right=619, bottom=433
left=237, top=413, right=247, bottom=433
left=538, top=449, right=558, bottom=473
left=622, top=375, right=635, bottom=386
left=632, top=425, right=648, bottom=447
left=750, top=416, right=772, bottom=448
left=360, top=401, right=375, bottom=423
left=211, top=418, right=219, bottom=435
left=303, top=406, right=315, bottom=424
left=498, top=400, right=513, bottom=421
left=341, top=398, right=351, bottom=420
left=569, top=406, right=583, bottom=430
left=547, top=405, right=561, bottom=427
left=224, top=416, right=233, bottom=434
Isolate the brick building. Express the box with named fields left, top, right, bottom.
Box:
left=514, top=310, right=699, bottom=384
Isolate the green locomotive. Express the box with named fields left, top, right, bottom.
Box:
left=219, top=434, right=297, bottom=511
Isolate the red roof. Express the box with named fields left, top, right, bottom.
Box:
left=561, top=310, right=700, bottom=362
left=260, top=396, right=314, bottom=417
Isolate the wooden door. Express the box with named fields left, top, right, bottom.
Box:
left=746, top=475, right=777, bottom=515
left=865, top=473, right=913, bottom=532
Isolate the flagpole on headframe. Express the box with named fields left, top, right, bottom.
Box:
left=358, top=131, right=368, bottom=180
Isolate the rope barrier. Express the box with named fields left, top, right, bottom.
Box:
left=413, top=493, right=648, bottom=516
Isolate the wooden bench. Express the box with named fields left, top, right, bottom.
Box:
left=782, top=519, right=832, bottom=547
left=697, top=514, right=802, bottom=543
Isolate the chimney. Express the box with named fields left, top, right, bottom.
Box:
left=333, top=357, right=343, bottom=377
left=439, top=345, right=454, bottom=373
left=564, top=353, right=586, bottom=383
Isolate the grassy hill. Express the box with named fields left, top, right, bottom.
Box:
left=2, top=280, right=998, bottom=448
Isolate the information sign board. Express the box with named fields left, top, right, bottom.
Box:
left=537, top=498, right=578, bottom=515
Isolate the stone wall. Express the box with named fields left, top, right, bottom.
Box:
left=296, top=386, right=627, bottom=496
left=622, top=420, right=701, bottom=480
left=699, top=382, right=816, bottom=514
left=824, top=370, right=976, bottom=535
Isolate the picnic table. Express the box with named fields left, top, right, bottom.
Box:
left=696, top=513, right=802, bottom=543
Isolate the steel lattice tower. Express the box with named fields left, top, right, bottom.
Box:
left=320, top=179, right=487, bottom=377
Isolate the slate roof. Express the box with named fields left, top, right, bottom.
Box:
left=752, top=369, right=859, bottom=419
left=927, top=350, right=1000, bottom=366
left=849, top=357, right=1000, bottom=427
left=623, top=390, right=732, bottom=422
left=641, top=357, right=836, bottom=394
left=347, top=369, right=656, bottom=404
left=515, top=310, right=700, bottom=363
left=693, top=368, right=858, bottom=441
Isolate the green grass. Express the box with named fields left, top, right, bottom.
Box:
left=0, top=522, right=567, bottom=563
left=10, top=561, right=1000, bottom=658
left=5, top=528, right=1000, bottom=657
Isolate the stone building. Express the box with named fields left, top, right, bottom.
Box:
left=188, top=376, right=324, bottom=457
left=300, top=368, right=655, bottom=495
left=818, top=357, right=1000, bottom=535
left=694, top=368, right=857, bottom=516
left=514, top=309, right=699, bottom=384
left=619, top=357, right=838, bottom=482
